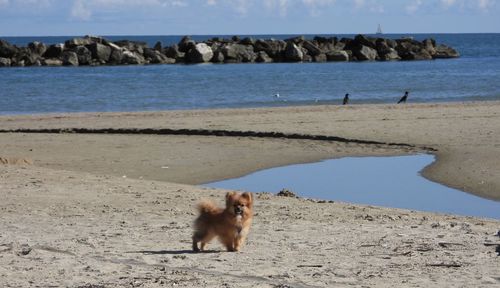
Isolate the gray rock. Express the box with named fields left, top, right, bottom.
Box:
left=222, top=44, right=256, bottom=62
left=254, top=39, right=286, bottom=59
left=17, top=244, right=32, bottom=256
left=326, top=50, right=349, bottom=61
left=255, top=51, right=273, bottom=63
left=108, top=49, right=123, bottom=64
left=121, top=50, right=145, bottom=65
left=239, top=37, right=255, bottom=45
left=353, top=34, right=377, bottom=49
left=302, top=40, right=322, bottom=56
left=313, top=53, right=327, bottom=62
left=144, top=48, right=174, bottom=64
left=422, top=38, right=436, bottom=55
left=284, top=42, right=303, bottom=62
left=65, top=37, right=93, bottom=47
left=42, top=58, right=63, bottom=66
left=74, top=46, right=92, bottom=65
left=164, top=44, right=185, bottom=61
left=211, top=50, right=225, bottom=63
left=87, top=43, right=111, bottom=62
left=43, top=44, right=65, bottom=59
left=62, top=51, right=79, bottom=66
left=28, top=41, right=47, bottom=56
left=353, top=45, right=378, bottom=61
left=285, top=35, right=305, bottom=44
left=177, top=36, right=196, bottom=53
left=153, top=41, right=162, bottom=51
left=186, top=43, right=214, bottom=63
left=114, top=40, right=147, bottom=55
left=14, top=48, right=42, bottom=66
left=379, top=48, right=401, bottom=61
left=0, top=57, right=11, bottom=67
left=0, top=39, right=18, bottom=58
left=433, top=44, right=460, bottom=59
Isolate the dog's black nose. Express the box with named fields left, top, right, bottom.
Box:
left=235, top=206, right=243, bottom=214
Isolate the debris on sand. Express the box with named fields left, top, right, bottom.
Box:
left=277, top=189, right=297, bottom=198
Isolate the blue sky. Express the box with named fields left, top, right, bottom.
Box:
left=0, top=0, right=499, bottom=36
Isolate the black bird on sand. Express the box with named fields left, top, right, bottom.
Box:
left=343, top=93, right=349, bottom=105
left=397, top=91, right=409, bottom=104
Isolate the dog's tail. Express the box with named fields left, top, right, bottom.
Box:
left=197, top=200, right=221, bottom=215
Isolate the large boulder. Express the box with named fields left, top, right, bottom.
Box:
left=62, top=51, right=79, bottom=66
left=353, top=34, right=377, bottom=49
left=352, top=45, right=378, bottom=61
left=313, top=53, right=327, bottom=62
left=153, top=41, right=162, bottom=51
left=255, top=51, right=273, bottom=63
left=121, top=50, right=145, bottom=65
left=210, top=50, right=225, bottom=63
left=114, top=40, right=147, bottom=55
left=422, top=38, right=436, bottom=55
left=42, top=58, right=63, bottom=66
left=87, top=43, right=111, bottom=62
left=222, top=44, right=256, bottom=63
left=144, top=48, right=175, bottom=64
left=285, top=35, right=305, bottom=44
left=302, top=40, right=322, bottom=56
left=0, top=57, right=11, bottom=67
left=379, top=48, right=401, bottom=61
left=376, top=39, right=401, bottom=61
left=73, top=46, right=92, bottom=65
left=239, top=37, right=255, bottom=46
left=284, top=42, right=303, bottom=62
left=326, top=50, right=349, bottom=61
left=163, top=44, right=185, bottom=62
left=0, top=39, right=18, bottom=58
left=254, top=39, right=286, bottom=59
left=177, top=36, right=196, bottom=53
left=27, top=41, right=47, bottom=56
left=43, top=44, right=65, bottom=59
left=433, top=44, right=459, bottom=59
left=108, top=49, right=123, bottom=65
left=186, top=43, right=213, bottom=63
left=14, top=48, right=40, bottom=66
left=65, top=37, right=93, bottom=48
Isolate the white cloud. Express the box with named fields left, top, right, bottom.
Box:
left=441, top=0, right=456, bottom=7
left=302, top=0, right=336, bottom=16
left=353, top=0, right=384, bottom=14
left=0, top=0, right=8, bottom=7
left=405, top=0, right=422, bottom=14
left=206, top=0, right=216, bottom=6
left=477, top=0, right=493, bottom=10
left=71, top=0, right=91, bottom=20
left=354, top=0, right=365, bottom=9
left=69, top=0, right=189, bottom=20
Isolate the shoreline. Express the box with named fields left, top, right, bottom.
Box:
left=1, top=101, right=499, bottom=200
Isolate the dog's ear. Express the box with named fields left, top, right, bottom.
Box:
left=241, top=192, right=253, bottom=206
left=225, top=191, right=236, bottom=206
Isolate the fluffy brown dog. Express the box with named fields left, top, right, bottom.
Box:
left=192, top=191, right=253, bottom=252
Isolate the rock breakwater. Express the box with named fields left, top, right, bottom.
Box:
left=0, top=34, right=459, bottom=67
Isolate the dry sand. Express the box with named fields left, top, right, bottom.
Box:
left=1, top=101, right=499, bottom=287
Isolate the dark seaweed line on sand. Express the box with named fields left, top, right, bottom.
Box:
left=0, top=127, right=437, bottom=152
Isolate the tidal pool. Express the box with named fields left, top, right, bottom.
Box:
left=205, top=154, right=500, bottom=219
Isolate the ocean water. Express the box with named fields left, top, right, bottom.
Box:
left=206, top=154, right=500, bottom=219
left=1, top=33, right=500, bottom=114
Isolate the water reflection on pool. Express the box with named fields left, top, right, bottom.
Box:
left=205, top=154, right=500, bottom=219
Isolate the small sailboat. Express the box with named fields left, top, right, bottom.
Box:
left=376, top=24, right=383, bottom=35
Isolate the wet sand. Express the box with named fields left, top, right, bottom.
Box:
left=1, top=101, right=499, bottom=287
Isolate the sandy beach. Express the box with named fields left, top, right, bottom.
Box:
left=1, top=101, right=499, bottom=287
